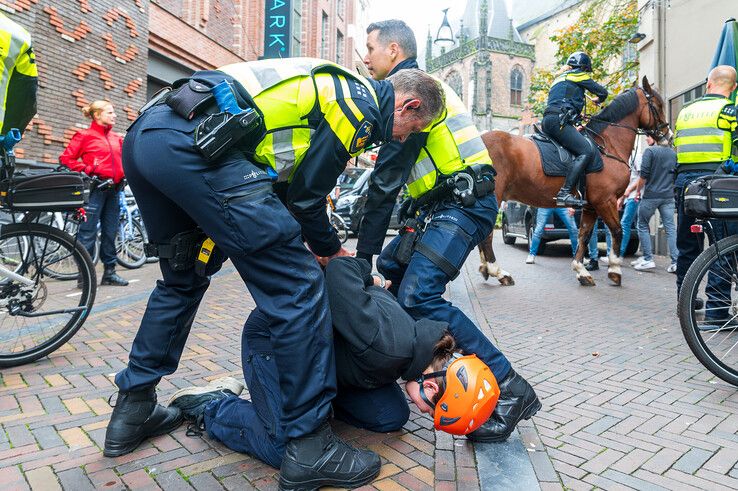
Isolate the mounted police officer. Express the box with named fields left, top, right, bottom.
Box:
left=357, top=19, right=540, bottom=444
left=674, top=65, right=738, bottom=327
left=104, top=57, right=444, bottom=490
left=543, top=51, right=608, bottom=207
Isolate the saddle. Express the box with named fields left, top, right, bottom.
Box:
left=530, top=124, right=604, bottom=178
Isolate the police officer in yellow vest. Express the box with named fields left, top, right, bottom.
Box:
left=674, top=65, right=738, bottom=327
left=0, top=12, right=37, bottom=136
left=105, top=57, right=444, bottom=490
left=358, top=20, right=540, bottom=444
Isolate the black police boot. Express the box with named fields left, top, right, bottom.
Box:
left=103, top=386, right=183, bottom=457
left=467, top=368, right=541, bottom=443
left=101, top=264, right=129, bottom=286
left=585, top=258, right=599, bottom=271
left=555, top=155, right=589, bottom=208
left=279, top=421, right=381, bottom=491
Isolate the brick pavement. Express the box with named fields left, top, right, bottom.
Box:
left=1, top=235, right=737, bottom=490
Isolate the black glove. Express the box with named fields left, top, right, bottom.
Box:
left=356, top=251, right=373, bottom=264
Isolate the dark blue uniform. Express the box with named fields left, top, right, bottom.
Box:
left=116, top=68, right=391, bottom=440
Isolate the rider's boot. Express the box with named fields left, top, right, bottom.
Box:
left=101, top=264, right=129, bottom=286
left=555, top=155, right=589, bottom=208
left=104, top=386, right=183, bottom=457
left=279, top=421, right=381, bottom=490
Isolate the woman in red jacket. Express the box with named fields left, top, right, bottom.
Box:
left=60, top=100, right=128, bottom=286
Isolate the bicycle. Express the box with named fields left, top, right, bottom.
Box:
left=678, top=218, right=738, bottom=386
left=327, top=195, right=348, bottom=244
left=0, top=130, right=97, bottom=368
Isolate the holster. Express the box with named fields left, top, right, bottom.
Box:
left=394, top=217, right=423, bottom=265
left=166, top=79, right=216, bottom=120
left=144, top=229, right=207, bottom=272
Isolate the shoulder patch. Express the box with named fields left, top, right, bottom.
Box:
left=722, top=104, right=737, bottom=117
left=350, top=120, right=373, bottom=154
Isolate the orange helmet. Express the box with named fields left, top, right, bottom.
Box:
left=417, top=354, right=500, bottom=435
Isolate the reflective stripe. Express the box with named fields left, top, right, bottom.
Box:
left=252, top=67, right=282, bottom=91
left=457, top=137, right=486, bottom=159
left=445, top=113, right=473, bottom=133
left=272, top=129, right=295, bottom=171
left=408, top=157, right=435, bottom=183
left=677, top=127, right=727, bottom=138
left=676, top=143, right=725, bottom=154
left=338, top=75, right=363, bottom=124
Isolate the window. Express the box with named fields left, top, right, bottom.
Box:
left=321, top=12, right=329, bottom=59
left=510, top=68, right=523, bottom=106
left=337, top=0, right=345, bottom=19
left=291, top=0, right=302, bottom=57
left=669, top=82, right=707, bottom=129
left=446, top=71, right=463, bottom=102
left=336, top=30, right=344, bottom=65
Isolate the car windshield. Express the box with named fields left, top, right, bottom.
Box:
left=337, top=168, right=368, bottom=192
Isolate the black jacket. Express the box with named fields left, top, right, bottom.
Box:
left=356, top=58, right=426, bottom=258
left=545, top=69, right=608, bottom=116
left=326, top=257, right=447, bottom=389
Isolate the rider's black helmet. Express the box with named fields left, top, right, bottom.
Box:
left=566, top=52, right=592, bottom=72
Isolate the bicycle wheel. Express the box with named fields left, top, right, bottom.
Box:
left=678, top=234, right=738, bottom=386
left=0, top=223, right=96, bottom=367
left=116, top=218, right=146, bottom=269
left=331, top=214, right=348, bottom=244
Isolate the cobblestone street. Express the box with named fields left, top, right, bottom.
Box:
left=1, top=234, right=737, bottom=490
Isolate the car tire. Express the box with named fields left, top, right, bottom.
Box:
left=502, top=216, right=516, bottom=245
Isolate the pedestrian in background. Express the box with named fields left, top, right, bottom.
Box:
left=526, top=207, right=578, bottom=264
left=60, top=100, right=128, bottom=286
left=633, top=135, right=678, bottom=272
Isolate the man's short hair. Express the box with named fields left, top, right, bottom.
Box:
left=388, top=69, right=444, bottom=126
left=366, top=19, right=417, bottom=59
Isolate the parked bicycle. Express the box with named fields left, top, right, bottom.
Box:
left=0, top=129, right=96, bottom=368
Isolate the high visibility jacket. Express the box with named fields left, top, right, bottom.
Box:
left=0, top=12, right=37, bottom=135
left=674, top=95, right=737, bottom=171
left=219, top=58, right=379, bottom=182
left=545, top=69, right=608, bottom=116
left=406, top=81, right=492, bottom=198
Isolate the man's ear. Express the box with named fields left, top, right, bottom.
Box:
left=403, top=99, right=421, bottom=111
left=389, top=41, right=400, bottom=59
left=423, top=379, right=439, bottom=399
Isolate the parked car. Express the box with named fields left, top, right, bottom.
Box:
left=334, top=168, right=404, bottom=235
left=500, top=200, right=639, bottom=256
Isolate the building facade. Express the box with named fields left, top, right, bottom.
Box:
left=635, top=0, right=736, bottom=127
left=3, top=0, right=359, bottom=164
left=425, top=0, right=535, bottom=133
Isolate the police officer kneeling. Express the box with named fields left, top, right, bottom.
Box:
left=104, top=57, right=444, bottom=490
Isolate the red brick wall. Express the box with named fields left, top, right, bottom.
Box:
left=1, top=0, right=149, bottom=164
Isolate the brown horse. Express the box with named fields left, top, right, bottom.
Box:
left=478, top=76, right=670, bottom=287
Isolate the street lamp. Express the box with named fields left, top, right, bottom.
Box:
left=434, top=8, right=454, bottom=47
left=629, top=32, right=646, bottom=44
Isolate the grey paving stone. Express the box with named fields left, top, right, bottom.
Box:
left=475, top=431, right=540, bottom=491
left=673, top=448, right=715, bottom=475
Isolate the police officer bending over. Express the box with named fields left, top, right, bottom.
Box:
left=104, top=57, right=444, bottom=490
left=358, top=20, right=540, bottom=444
left=543, top=52, right=608, bottom=207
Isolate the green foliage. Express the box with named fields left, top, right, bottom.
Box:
left=528, top=0, right=640, bottom=116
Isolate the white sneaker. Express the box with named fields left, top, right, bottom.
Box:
left=167, top=376, right=244, bottom=406
left=526, top=254, right=535, bottom=264
left=634, top=260, right=656, bottom=271
left=666, top=263, right=677, bottom=274
left=600, top=256, right=610, bottom=265
left=630, top=257, right=645, bottom=266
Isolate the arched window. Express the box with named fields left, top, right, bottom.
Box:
left=510, top=68, right=523, bottom=106
left=446, top=71, right=463, bottom=102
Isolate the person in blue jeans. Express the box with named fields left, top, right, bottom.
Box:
left=633, top=136, right=678, bottom=272
left=526, top=207, right=578, bottom=264
left=586, top=154, right=641, bottom=270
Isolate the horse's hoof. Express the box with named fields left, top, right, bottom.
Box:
left=478, top=265, right=490, bottom=281
left=498, top=276, right=515, bottom=286
left=578, top=276, right=596, bottom=287
left=608, top=272, right=622, bottom=286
